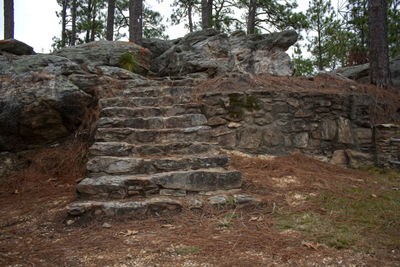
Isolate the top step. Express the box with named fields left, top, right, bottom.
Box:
left=114, top=86, right=198, bottom=98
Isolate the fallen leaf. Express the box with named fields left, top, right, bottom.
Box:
left=120, top=230, right=138, bottom=236
left=302, top=241, right=319, bottom=250
left=161, top=224, right=176, bottom=229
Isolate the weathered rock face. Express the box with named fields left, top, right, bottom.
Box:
left=333, top=56, right=400, bottom=88
left=152, top=29, right=297, bottom=77
left=0, top=54, right=94, bottom=151
left=0, top=39, right=35, bottom=55
left=141, top=38, right=173, bottom=59
left=0, top=51, right=157, bottom=152
left=55, top=40, right=152, bottom=75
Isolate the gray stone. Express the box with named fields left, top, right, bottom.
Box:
left=355, top=128, right=372, bottom=144
left=153, top=29, right=297, bottom=77
left=321, top=119, right=337, bottom=140
left=263, top=126, right=284, bottom=146
left=238, top=127, right=263, bottom=150
left=346, top=149, right=374, bottom=168
left=141, top=38, right=173, bottom=59
left=208, top=195, right=227, bottom=205
left=102, top=222, right=112, bottom=228
left=293, top=132, right=309, bottom=148
left=160, top=189, right=187, bottom=197
left=337, top=117, right=354, bottom=144
left=0, top=39, right=35, bottom=55
left=330, top=150, right=348, bottom=167
left=55, top=40, right=151, bottom=75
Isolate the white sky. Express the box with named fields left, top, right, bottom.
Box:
left=0, top=0, right=328, bottom=53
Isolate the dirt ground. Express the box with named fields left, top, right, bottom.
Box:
left=0, top=141, right=399, bottom=266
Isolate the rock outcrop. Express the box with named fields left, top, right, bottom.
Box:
left=0, top=39, right=35, bottom=55
left=333, top=56, right=400, bottom=88
left=150, top=29, right=297, bottom=77
left=55, top=40, right=152, bottom=75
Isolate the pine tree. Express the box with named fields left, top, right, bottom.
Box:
left=129, top=0, right=143, bottom=44
left=369, top=0, right=391, bottom=88
left=106, top=0, right=116, bottom=41
left=170, top=0, right=200, bottom=33
left=71, top=0, right=77, bottom=45
left=4, top=0, right=14, bottom=39
left=61, top=0, right=69, bottom=47
left=201, top=0, right=213, bottom=29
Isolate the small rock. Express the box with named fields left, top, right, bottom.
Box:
left=102, top=222, right=112, bottom=228
left=66, top=220, right=74, bottom=226
left=227, top=122, right=241, bottom=128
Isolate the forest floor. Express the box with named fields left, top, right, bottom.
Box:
left=0, top=141, right=399, bottom=266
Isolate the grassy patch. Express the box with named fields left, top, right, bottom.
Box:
left=218, top=211, right=238, bottom=228
left=275, top=167, right=400, bottom=253
left=119, top=52, right=138, bottom=73
left=175, top=245, right=199, bottom=256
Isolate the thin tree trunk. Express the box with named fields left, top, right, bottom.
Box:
left=129, top=0, right=142, bottom=45
left=188, top=1, right=193, bottom=32
left=369, top=0, right=390, bottom=88
left=201, top=0, right=213, bottom=29
left=4, top=0, right=14, bottom=39
left=71, top=0, right=77, bottom=45
left=247, top=0, right=256, bottom=34
left=317, top=9, right=323, bottom=71
left=61, top=0, right=68, bottom=47
left=85, top=0, right=93, bottom=43
left=90, top=3, right=97, bottom=41
left=106, top=0, right=115, bottom=41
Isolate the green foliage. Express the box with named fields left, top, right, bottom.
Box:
left=292, top=44, right=314, bottom=76
left=119, top=52, right=138, bottom=73
left=218, top=211, right=238, bottom=227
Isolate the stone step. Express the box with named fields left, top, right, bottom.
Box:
left=100, top=104, right=202, bottom=118
left=86, top=154, right=230, bottom=177
left=76, top=168, right=242, bottom=199
left=67, top=193, right=259, bottom=218
left=95, top=126, right=213, bottom=144
left=89, top=141, right=217, bottom=157
left=115, top=86, right=196, bottom=98
left=97, top=114, right=207, bottom=129
left=99, top=95, right=197, bottom=109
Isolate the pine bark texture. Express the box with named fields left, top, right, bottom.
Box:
left=201, top=0, right=213, bottom=29
left=106, top=0, right=115, bottom=41
left=61, top=0, right=68, bottom=47
left=129, top=0, right=143, bottom=45
left=368, top=0, right=391, bottom=88
left=71, top=0, right=77, bottom=45
left=188, top=1, right=193, bottom=32
left=247, top=0, right=256, bottom=34
left=4, top=0, right=14, bottom=39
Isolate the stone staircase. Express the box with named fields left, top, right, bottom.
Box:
left=67, top=85, right=254, bottom=218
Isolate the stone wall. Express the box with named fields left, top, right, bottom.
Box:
left=375, top=124, right=400, bottom=167
left=201, top=90, right=375, bottom=167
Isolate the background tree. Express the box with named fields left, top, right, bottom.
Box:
left=201, top=0, right=213, bottom=29
left=106, top=0, right=116, bottom=40
left=61, top=0, right=69, bottom=47
left=129, top=0, right=143, bottom=44
left=71, top=0, right=77, bottom=45
left=369, top=0, right=390, bottom=88
left=170, top=0, right=200, bottom=33
left=4, top=0, right=14, bottom=39
left=306, top=0, right=340, bottom=71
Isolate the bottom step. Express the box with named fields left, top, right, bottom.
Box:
left=67, top=194, right=260, bottom=218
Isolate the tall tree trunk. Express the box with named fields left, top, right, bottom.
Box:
left=369, top=0, right=390, bottom=88
left=129, top=0, right=142, bottom=45
left=106, top=0, right=115, bottom=41
left=61, top=0, right=68, bottom=47
left=4, top=0, right=14, bottom=39
left=90, top=3, right=97, bottom=41
left=85, top=0, right=93, bottom=43
left=188, top=1, right=193, bottom=32
left=71, top=0, right=77, bottom=45
left=247, top=0, right=256, bottom=34
left=201, top=0, right=213, bottom=29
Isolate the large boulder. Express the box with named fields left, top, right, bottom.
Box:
left=152, top=29, right=298, bottom=77
left=54, top=40, right=152, bottom=75
left=333, top=56, right=400, bottom=88
left=0, top=54, right=94, bottom=151
left=141, top=38, right=173, bottom=59
left=0, top=39, right=35, bottom=55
